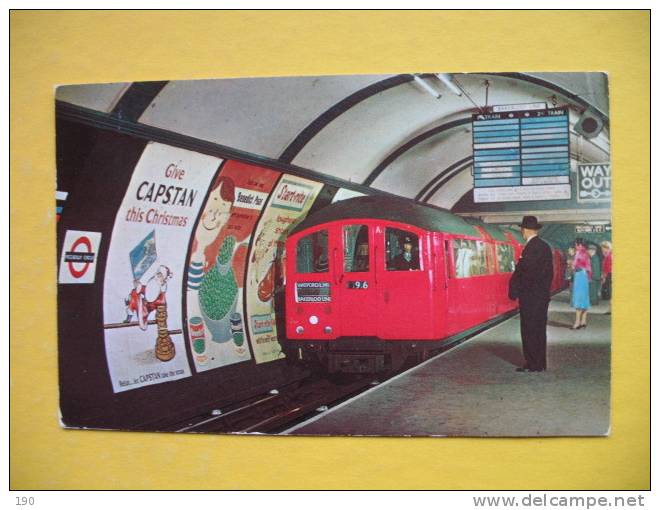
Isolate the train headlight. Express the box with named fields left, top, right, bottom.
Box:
left=309, top=315, right=319, bottom=325
left=296, top=326, right=304, bottom=334
left=324, top=326, right=333, bottom=334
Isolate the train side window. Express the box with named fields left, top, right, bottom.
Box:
left=476, top=241, right=493, bottom=274
left=386, top=228, right=420, bottom=271
left=296, top=230, right=329, bottom=273
left=474, top=241, right=489, bottom=275
left=343, top=225, right=369, bottom=272
left=496, top=244, right=515, bottom=273
left=453, top=239, right=489, bottom=277
left=453, top=239, right=472, bottom=277
left=485, top=243, right=495, bottom=274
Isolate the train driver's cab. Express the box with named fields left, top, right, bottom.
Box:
left=286, top=221, right=434, bottom=341
left=385, top=229, right=420, bottom=272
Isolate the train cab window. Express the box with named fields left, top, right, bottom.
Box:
left=343, top=225, right=369, bottom=272
left=453, top=239, right=489, bottom=277
left=296, top=230, right=329, bottom=273
left=496, top=244, right=516, bottom=273
left=386, top=228, right=420, bottom=271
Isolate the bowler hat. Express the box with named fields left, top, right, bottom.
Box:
left=518, top=216, right=543, bottom=230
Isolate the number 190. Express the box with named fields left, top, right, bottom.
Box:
left=16, top=497, right=34, bottom=506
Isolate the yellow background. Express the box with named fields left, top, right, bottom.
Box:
left=10, top=10, right=650, bottom=489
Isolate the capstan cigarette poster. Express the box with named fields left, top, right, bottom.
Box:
left=102, top=142, right=221, bottom=392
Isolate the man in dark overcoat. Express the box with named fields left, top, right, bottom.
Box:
left=508, top=216, right=554, bottom=372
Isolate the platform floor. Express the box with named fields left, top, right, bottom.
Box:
left=285, top=290, right=611, bottom=437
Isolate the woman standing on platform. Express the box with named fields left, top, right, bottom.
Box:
left=571, top=238, right=592, bottom=330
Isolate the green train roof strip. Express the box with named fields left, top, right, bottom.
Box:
left=291, top=196, right=480, bottom=237
left=464, top=217, right=509, bottom=241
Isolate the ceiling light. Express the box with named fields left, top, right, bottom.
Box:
left=413, top=75, right=441, bottom=99
left=435, top=73, right=463, bottom=96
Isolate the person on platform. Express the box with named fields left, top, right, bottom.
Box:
left=571, top=238, right=592, bottom=329
left=508, top=216, right=554, bottom=372
left=600, top=241, right=613, bottom=301
left=564, top=246, right=576, bottom=300
left=391, top=236, right=420, bottom=271
left=588, top=244, right=601, bottom=306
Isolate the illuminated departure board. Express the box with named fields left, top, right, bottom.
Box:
left=472, top=107, right=572, bottom=203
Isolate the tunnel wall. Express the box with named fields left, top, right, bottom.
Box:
left=56, top=116, right=365, bottom=430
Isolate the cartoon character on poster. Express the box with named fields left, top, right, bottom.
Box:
left=188, top=177, right=243, bottom=356
left=250, top=219, right=285, bottom=308
left=123, top=230, right=172, bottom=331
left=124, top=264, right=173, bottom=329
left=118, top=231, right=177, bottom=361
left=185, top=166, right=279, bottom=371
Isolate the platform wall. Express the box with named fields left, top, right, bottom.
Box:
left=56, top=118, right=362, bottom=429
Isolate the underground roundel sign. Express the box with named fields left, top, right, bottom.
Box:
left=58, top=230, right=102, bottom=284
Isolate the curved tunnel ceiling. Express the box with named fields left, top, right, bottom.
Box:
left=137, top=75, right=391, bottom=159
left=57, top=73, right=610, bottom=213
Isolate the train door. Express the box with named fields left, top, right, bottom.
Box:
left=287, top=227, right=337, bottom=340
left=336, top=223, right=379, bottom=337
left=376, top=226, right=433, bottom=339
left=443, top=235, right=462, bottom=335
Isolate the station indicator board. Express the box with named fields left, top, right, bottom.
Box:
left=472, top=107, right=571, bottom=203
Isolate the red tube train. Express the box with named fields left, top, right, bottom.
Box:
left=284, top=196, right=565, bottom=373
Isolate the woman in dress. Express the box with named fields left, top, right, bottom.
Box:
left=571, top=238, right=592, bottom=329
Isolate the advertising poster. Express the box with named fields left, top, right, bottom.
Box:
left=185, top=161, right=280, bottom=372
left=246, top=175, right=324, bottom=363
left=103, top=142, right=222, bottom=393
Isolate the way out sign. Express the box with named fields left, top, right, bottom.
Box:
left=577, top=163, right=611, bottom=202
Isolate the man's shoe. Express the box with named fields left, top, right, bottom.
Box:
left=515, top=366, right=530, bottom=372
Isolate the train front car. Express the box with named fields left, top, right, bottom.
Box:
left=284, top=196, right=520, bottom=374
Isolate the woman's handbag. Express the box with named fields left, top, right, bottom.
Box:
left=601, top=274, right=612, bottom=300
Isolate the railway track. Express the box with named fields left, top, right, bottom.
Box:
left=171, top=373, right=375, bottom=434
left=167, top=309, right=522, bottom=435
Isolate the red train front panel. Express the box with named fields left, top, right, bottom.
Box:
left=285, top=219, right=436, bottom=341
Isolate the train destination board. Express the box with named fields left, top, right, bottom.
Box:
left=296, top=281, right=331, bottom=302
left=472, top=107, right=571, bottom=203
